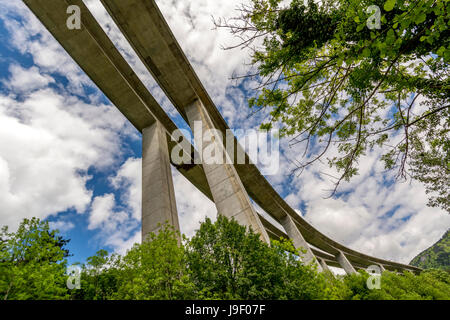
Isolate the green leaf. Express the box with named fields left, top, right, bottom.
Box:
left=436, top=46, right=445, bottom=57
left=415, top=13, right=427, bottom=24
left=384, top=0, right=396, bottom=12
left=362, top=48, right=371, bottom=57
left=386, top=29, right=395, bottom=44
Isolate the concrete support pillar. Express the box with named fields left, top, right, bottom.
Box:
left=185, top=99, right=270, bottom=244
left=280, top=215, right=322, bottom=271
left=319, top=258, right=333, bottom=275
left=142, top=121, right=180, bottom=242
left=336, top=251, right=357, bottom=275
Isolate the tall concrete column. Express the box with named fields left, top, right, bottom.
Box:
left=319, top=258, right=333, bottom=275
left=336, top=251, right=357, bottom=275
left=280, top=215, right=322, bottom=271
left=142, top=121, right=180, bottom=242
left=185, top=99, right=270, bottom=244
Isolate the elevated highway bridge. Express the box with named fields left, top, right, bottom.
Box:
left=23, top=0, right=421, bottom=274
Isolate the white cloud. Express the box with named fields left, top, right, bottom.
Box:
left=279, top=142, right=450, bottom=264
left=111, top=231, right=141, bottom=256
left=172, top=169, right=217, bottom=238
left=86, top=190, right=140, bottom=255
left=0, top=0, right=139, bottom=233
left=110, top=157, right=142, bottom=221
left=49, top=220, right=75, bottom=233
left=87, top=159, right=142, bottom=255
left=0, top=65, right=131, bottom=230
left=89, top=194, right=118, bottom=230
left=3, top=64, right=54, bottom=93
left=0, top=0, right=93, bottom=95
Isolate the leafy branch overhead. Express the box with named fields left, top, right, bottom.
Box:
left=214, top=0, right=449, bottom=212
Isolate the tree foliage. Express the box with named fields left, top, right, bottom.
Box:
left=0, top=218, right=70, bottom=300
left=186, top=216, right=327, bottom=299
left=113, top=225, right=194, bottom=300
left=214, top=0, right=449, bottom=211
left=1, top=217, right=450, bottom=300
left=69, top=249, right=121, bottom=300
left=342, top=269, right=450, bottom=299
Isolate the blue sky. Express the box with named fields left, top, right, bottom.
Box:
left=0, top=0, right=448, bottom=268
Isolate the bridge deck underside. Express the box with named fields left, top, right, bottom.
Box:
left=23, top=0, right=420, bottom=274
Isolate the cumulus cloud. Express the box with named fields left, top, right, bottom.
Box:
left=172, top=169, right=217, bottom=238
left=2, top=64, right=54, bottom=93
left=110, top=157, right=142, bottom=221
left=279, top=142, right=450, bottom=263
left=0, top=86, right=127, bottom=229
left=89, top=194, right=121, bottom=230
left=0, top=0, right=93, bottom=95
left=0, top=11, right=133, bottom=230
left=49, top=220, right=75, bottom=233
left=87, top=159, right=142, bottom=255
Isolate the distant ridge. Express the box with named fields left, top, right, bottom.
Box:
left=410, top=229, right=450, bottom=271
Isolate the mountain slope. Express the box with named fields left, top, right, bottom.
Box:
left=410, top=229, right=450, bottom=271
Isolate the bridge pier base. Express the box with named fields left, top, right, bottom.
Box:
left=142, top=121, right=180, bottom=242
left=185, top=99, right=270, bottom=244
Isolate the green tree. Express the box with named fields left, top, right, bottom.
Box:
left=215, top=0, right=449, bottom=211
left=186, top=215, right=327, bottom=299
left=113, top=225, right=195, bottom=300
left=2, top=217, right=450, bottom=300
left=70, top=250, right=121, bottom=300
left=0, top=218, right=70, bottom=300
left=342, top=269, right=450, bottom=300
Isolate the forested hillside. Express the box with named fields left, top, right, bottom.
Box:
left=410, top=230, right=450, bottom=271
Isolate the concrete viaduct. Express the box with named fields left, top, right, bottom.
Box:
left=23, top=0, right=421, bottom=275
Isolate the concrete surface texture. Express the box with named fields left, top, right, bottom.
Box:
left=142, top=122, right=180, bottom=241
left=185, top=99, right=270, bottom=244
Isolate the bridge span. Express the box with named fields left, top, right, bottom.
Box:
left=23, top=0, right=421, bottom=274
